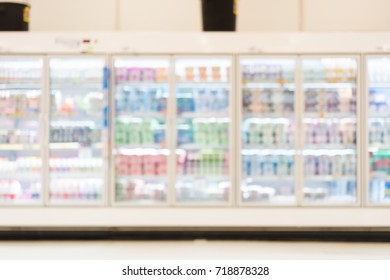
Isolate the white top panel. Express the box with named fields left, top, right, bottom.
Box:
left=1, top=32, right=390, bottom=54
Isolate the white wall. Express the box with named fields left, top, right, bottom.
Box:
left=118, top=0, right=201, bottom=31
left=238, top=0, right=300, bottom=31
left=303, top=0, right=390, bottom=31
left=28, top=0, right=390, bottom=32
left=29, top=0, right=116, bottom=31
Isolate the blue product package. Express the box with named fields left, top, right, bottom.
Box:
left=177, top=128, right=186, bottom=146
left=369, top=180, right=380, bottom=202
left=127, top=89, right=137, bottom=112
left=177, top=97, right=183, bottom=113
left=272, top=155, right=278, bottom=175
left=115, top=89, right=123, bottom=113
left=250, top=154, right=258, bottom=176
left=161, top=97, right=168, bottom=113
left=241, top=155, right=247, bottom=176
left=189, top=91, right=195, bottom=112
left=195, top=89, right=203, bottom=112
left=115, top=97, right=121, bottom=114
left=385, top=181, right=390, bottom=198
left=328, top=181, right=338, bottom=196
left=103, top=106, right=109, bottom=128
left=103, top=67, right=109, bottom=90
left=264, top=156, right=273, bottom=175
left=154, top=127, right=165, bottom=145
left=314, top=157, right=320, bottom=175
left=245, top=155, right=251, bottom=176
left=136, top=89, right=143, bottom=111
left=346, top=180, right=356, bottom=196
left=187, top=122, right=194, bottom=143
left=184, top=96, right=191, bottom=113
left=257, top=156, right=264, bottom=176
left=152, top=89, right=160, bottom=112
left=148, top=89, right=155, bottom=112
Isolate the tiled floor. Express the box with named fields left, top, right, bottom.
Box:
left=0, top=240, right=389, bottom=259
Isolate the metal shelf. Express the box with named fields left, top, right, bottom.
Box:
left=116, top=144, right=165, bottom=150
left=50, top=82, right=102, bottom=90
left=177, top=144, right=228, bottom=150
left=0, top=83, right=41, bottom=90
left=304, top=144, right=356, bottom=149
left=242, top=113, right=294, bottom=119
left=369, top=82, right=390, bottom=88
left=176, top=175, right=229, bottom=181
left=0, top=144, right=40, bottom=150
left=116, top=81, right=168, bottom=88
left=303, top=81, right=356, bottom=88
left=116, top=112, right=166, bottom=119
left=0, top=172, right=41, bottom=179
left=49, top=142, right=103, bottom=149
left=116, top=175, right=167, bottom=181
left=178, top=112, right=229, bottom=119
left=244, top=175, right=294, bottom=181
left=50, top=173, right=102, bottom=179
left=304, top=112, right=356, bottom=118
left=305, top=175, right=356, bottom=181
left=243, top=82, right=295, bottom=88
left=242, top=145, right=295, bottom=149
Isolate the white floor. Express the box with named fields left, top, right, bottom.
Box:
left=0, top=240, right=389, bottom=259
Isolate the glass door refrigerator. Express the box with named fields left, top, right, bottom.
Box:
left=174, top=56, right=232, bottom=205
left=301, top=56, right=358, bottom=205
left=239, top=57, right=297, bottom=205
left=0, top=56, right=43, bottom=204
left=48, top=56, right=108, bottom=205
left=367, top=56, right=390, bottom=204
left=112, top=57, right=170, bottom=205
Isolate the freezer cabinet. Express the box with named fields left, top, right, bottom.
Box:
left=112, top=56, right=170, bottom=205
left=48, top=56, right=108, bottom=205
left=0, top=56, right=43, bottom=205
left=174, top=56, right=233, bottom=205
left=239, top=56, right=297, bottom=205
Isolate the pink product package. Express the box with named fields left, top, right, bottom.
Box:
left=142, top=68, right=156, bottom=82
left=157, top=154, right=167, bottom=175
left=130, top=155, right=142, bottom=175
left=0, top=97, right=16, bottom=114
left=142, top=155, right=155, bottom=175
left=223, top=152, right=229, bottom=175
left=116, top=68, right=127, bottom=83
left=127, top=68, right=142, bottom=82
left=117, top=155, right=128, bottom=175
left=176, top=153, right=186, bottom=175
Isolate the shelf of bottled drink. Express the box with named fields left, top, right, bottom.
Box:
left=2, top=53, right=390, bottom=208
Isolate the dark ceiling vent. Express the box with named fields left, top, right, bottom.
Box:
left=201, top=0, right=237, bottom=31
left=0, top=1, right=30, bottom=31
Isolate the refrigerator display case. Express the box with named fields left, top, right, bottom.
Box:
left=4, top=33, right=390, bottom=228
left=367, top=56, right=390, bottom=204
left=302, top=57, right=358, bottom=205
left=174, top=57, right=232, bottom=204
left=112, top=57, right=170, bottom=205
left=48, top=57, right=108, bottom=204
left=239, top=57, right=297, bottom=205
left=0, top=56, right=43, bottom=204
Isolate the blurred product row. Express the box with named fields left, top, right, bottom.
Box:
left=0, top=55, right=389, bottom=206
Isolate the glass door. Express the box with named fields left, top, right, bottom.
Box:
left=112, top=57, right=170, bottom=205
left=0, top=56, right=43, bottom=204
left=239, top=57, right=296, bottom=205
left=174, top=56, right=232, bottom=204
left=302, top=57, right=358, bottom=205
left=367, top=56, right=390, bottom=204
left=48, top=57, right=107, bottom=204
